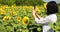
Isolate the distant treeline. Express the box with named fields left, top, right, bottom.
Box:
left=0, top=0, right=43, bottom=6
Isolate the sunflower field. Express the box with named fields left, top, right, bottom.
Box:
left=0, top=4, right=45, bottom=32
left=0, top=0, right=60, bottom=32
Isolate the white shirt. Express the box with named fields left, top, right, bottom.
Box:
left=35, top=14, right=57, bottom=32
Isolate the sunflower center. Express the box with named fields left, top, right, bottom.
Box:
left=18, top=18, right=20, bottom=20
left=5, top=18, right=9, bottom=20
left=24, top=20, right=28, bottom=24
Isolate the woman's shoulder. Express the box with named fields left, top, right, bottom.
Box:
left=46, top=14, right=57, bottom=18
left=46, top=14, right=57, bottom=23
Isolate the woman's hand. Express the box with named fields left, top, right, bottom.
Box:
left=32, top=7, right=37, bottom=19
left=32, top=7, right=36, bottom=15
left=32, top=7, right=41, bottom=19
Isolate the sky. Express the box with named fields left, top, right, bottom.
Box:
left=43, top=0, right=60, bottom=4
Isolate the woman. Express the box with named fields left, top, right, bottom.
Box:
left=32, top=1, right=58, bottom=32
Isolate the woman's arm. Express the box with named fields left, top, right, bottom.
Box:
left=35, top=18, right=49, bottom=24
left=32, top=8, right=37, bottom=19
left=32, top=8, right=49, bottom=24
left=35, top=13, right=41, bottom=19
left=32, top=8, right=41, bottom=19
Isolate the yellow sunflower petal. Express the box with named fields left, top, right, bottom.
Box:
left=17, top=17, right=22, bottom=22
left=44, top=3, right=47, bottom=9
left=36, top=7, right=40, bottom=13
left=11, top=11, right=17, bottom=16
left=22, top=16, right=30, bottom=26
left=1, top=10, right=6, bottom=15
left=3, top=16, right=10, bottom=21
left=0, top=8, right=6, bottom=15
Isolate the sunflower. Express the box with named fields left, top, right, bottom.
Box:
left=22, top=16, right=30, bottom=26
left=0, top=9, right=6, bottom=15
left=11, top=11, right=17, bottom=16
left=22, top=6, right=28, bottom=8
left=29, top=6, right=33, bottom=8
left=36, top=7, right=40, bottom=13
left=12, top=4, right=16, bottom=8
left=3, top=5, right=10, bottom=8
left=44, top=3, right=47, bottom=9
left=3, top=16, right=10, bottom=21
left=29, top=6, right=33, bottom=10
left=0, top=8, right=2, bottom=10
left=17, top=17, right=22, bottom=22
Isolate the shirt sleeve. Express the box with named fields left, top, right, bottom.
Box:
left=35, top=17, right=50, bottom=24
left=49, top=15, right=57, bottom=23
left=35, top=15, right=57, bottom=24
